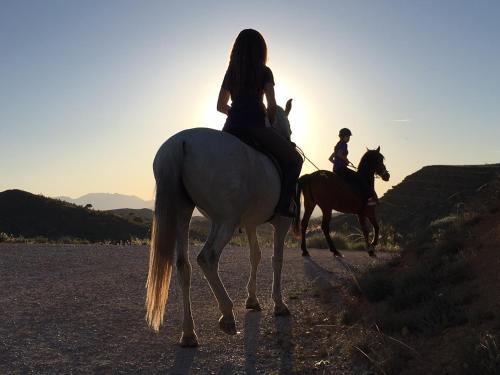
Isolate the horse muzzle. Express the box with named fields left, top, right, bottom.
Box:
left=381, top=170, right=390, bottom=181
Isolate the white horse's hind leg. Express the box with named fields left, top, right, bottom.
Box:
left=196, top=221, right=238, bottom=335
left=175, top=206, right=198, bottom=347
left=245, top=227, right=262, bottom=311
left=270, top=216, right=292, bottom=316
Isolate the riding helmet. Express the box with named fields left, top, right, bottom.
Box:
left=339, top=128, right=352, bottom=137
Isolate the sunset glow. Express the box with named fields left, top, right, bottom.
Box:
left=1, top=1, right=498, bottom=201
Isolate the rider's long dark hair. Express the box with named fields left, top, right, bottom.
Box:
left=227, top=29, right=268, bottom=96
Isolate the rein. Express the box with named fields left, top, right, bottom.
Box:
left=295, top=145, right=386, bottom=181
left=295, top=145, right=321, bottom=171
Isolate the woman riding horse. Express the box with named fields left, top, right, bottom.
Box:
left=217, top=29, right=303, bottom=217
left=146, top=29, right=302, bottom=347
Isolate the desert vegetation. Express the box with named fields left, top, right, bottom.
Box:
left=335, top=175, right=500, bottom=374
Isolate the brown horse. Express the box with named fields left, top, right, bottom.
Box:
left=293, top=147, right=390, bottom=257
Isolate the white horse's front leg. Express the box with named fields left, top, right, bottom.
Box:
left=245, top=227, right=262, bottom=311
left=271, top=216, right=292, bottom=316
left=196, top=221, right=237, bottom=335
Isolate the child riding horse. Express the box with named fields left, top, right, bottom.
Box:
left=293, top=147, right=390, bottom=257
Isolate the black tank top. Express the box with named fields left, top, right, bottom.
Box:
left=221, top=66, right=274, bottom=129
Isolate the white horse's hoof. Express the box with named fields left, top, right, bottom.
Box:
left=245, top=297, right=262, bottom=311
left=274, top=303, right=291, bottom=316
left=219, top=314, right=237, bottom=335
left=179, top=333, right=199, bottom=347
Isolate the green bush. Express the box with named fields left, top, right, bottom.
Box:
left=0, top=232, right=10, bottom=242
left=347, top=215, right=474, bottom=337
left=306, top=232, right=348, bottom=249
left=430, top=215, right=459, bottom=228
left=387, top=265, right=434, bottom=311
left=461, top=333, right=500, bottom=375
left=354, top=263, right=395, bottom=302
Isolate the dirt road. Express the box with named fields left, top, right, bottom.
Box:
left=0, top=243, right=390, bottom=374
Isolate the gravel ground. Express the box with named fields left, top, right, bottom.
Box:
left=0, top=243, right=391, bottom=374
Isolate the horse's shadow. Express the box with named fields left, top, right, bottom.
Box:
left=170, top=345, right=198, bottom=375
left=303, top=252, right=361, bottom=284
left=244, top=309, right=293, bottom=375
left=244, top=310, right=262, bottom=375
left=274, top=315, right=293, bottom=375
left=302, top=254, right=355, bottom=304
left=303, top=254, right=334, bottom=282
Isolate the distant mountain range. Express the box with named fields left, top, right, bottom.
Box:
left=56, top=193, right=154, bottom=210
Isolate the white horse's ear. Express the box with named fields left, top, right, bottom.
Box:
left=285, top=99, right=292, bottom=116
left=376, top=146, right=380, bottom=152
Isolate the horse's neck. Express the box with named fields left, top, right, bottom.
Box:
left=357, top=166, right=374, bottom=182
left=272, top=124, right=288, bottom=139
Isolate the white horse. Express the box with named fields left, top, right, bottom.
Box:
left=146, top=100, right=295, bottom=347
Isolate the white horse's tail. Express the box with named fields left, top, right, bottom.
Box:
left=146, top=138, right=186, bottom=331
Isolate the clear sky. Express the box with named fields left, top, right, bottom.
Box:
left=1, top=0, right=499, bottom=201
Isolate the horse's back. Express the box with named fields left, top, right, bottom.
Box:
left=155, top=127, right=254, bottom=178
left=156, top=128, right=239, bottom=157
left=305, top=170, right=363, bottom=214
left=157, top=127, right=280, bottom=223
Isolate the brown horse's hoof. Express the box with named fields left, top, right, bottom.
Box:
left=368, top=250, right=377, bottom=257
left=179, top=333, right=199, bottom=347
left=219, top=314, right=237, bottom=335
left=245, top=297, right=262, bottom=311
left=302, top=250, right=310, bottom=257
left=332, top=250, right=344, bottom=258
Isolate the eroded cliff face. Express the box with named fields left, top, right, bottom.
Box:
left=376, top=164, right=500, bottom=234
left=326, top=164, right=500, bottom=236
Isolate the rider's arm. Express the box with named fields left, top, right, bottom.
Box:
left=264, top=82, right=276, bottom=125
left=328, top=152, right=335, bottom=163
left=216, top=88, right=231, bottom=115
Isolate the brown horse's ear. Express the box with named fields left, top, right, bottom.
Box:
left=376, top=146, right=380, bottom=152
left=285, top=99, right=292, bottom=116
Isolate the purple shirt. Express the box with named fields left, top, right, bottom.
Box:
left=333, top=141, right=348, bottom=170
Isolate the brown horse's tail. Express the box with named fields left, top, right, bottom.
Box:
left=293, top=174, right=309, bottom=237
left=146, top=139, right=185, bottom=331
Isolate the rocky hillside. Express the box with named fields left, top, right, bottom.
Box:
left=330, top=164, right=500, bottom=236
left=341, top=169, right=500, bottom=374
left=106, top=208, right=153, bottom=225
left=0, top=190, right=149, bottom=242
